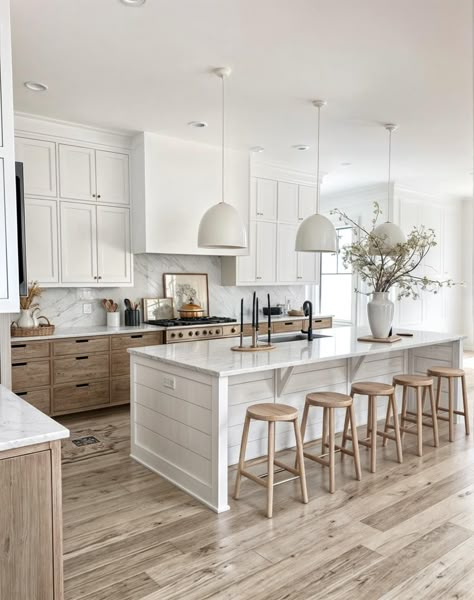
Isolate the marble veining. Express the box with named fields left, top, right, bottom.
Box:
left=0, top=385, right=69, bottom=451
left=128, top=327, right=465, bottom=377
left=22, top=254, right=309, bottom=328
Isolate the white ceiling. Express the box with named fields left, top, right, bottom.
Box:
left=10, top=0, right=473, bottom=199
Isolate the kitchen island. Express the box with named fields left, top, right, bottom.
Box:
left=129, top=327, right=464, bottom=512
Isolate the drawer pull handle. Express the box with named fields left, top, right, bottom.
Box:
left=314, top=319, right=322, bottom=323
left=76, top=383, right=89, bottom=388
left=12, top=362, right=27, bottom=367
left=76, top=356, right=89, bottom=360
left=12, top=344, right=26, bottom=348
left=131, top=335, right=143, bottom=339
left=284, top=322, right=293, bottom=326
left=16, top=391, right=28, bottom=396
left=76, top=339, right=89, bottom=343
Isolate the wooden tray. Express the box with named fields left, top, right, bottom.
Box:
left=231, top=344, right=276, bottom=352
left=11, top=317, right=55, bottom=337
left=357, top=335, right=401, bottom=344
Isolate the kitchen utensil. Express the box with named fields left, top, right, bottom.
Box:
left=288, top=309, right=305, bottom=317
left=263, top=306, right=283, bottom=316
left=178, top=298, right=205, bottom=319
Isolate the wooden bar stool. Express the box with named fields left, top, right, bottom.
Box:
left=342, top=382, right=402, bottom=473
left=393, top=374, right=439, bottom=457
left=300, top=392, right=361, bottom=494
left=427, top=366, right=470, bottom=442
left=233, top=403, right=308, bottom=518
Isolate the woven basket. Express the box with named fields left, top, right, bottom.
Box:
left=11, top=316, right=55, bottom=337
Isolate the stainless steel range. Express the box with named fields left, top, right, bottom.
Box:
left=145, top=317, right=238, bottom=344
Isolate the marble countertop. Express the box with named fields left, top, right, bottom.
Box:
left=0, top=385, right=69, bottom=452
left=11, top=324, right=165, bottom=341
left=128, top=327, right=465, bottom=377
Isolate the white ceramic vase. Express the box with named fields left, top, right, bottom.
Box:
left=367, top=292, right=394, bottom=339
left=17, top=308, right=35, bottom=328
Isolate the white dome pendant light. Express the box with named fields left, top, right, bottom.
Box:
left=295, top=100, right=337, bottom=253
left=372, top=124, right=406, bottom=253
left=198, top=67, right=247, bottom=250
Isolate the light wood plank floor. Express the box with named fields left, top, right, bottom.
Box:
left=58, top=355, right=474, bottom=599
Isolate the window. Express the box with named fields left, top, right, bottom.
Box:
left=320, top=226, right=353, bottom=322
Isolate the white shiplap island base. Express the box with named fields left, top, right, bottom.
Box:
left=128, top=328, right=464, bottom=512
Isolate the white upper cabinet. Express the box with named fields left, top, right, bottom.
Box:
left=255, top=221, right=277, bottom=282
left=97, top=205, right=131, bottom=284
left=255, top=178, right=277, bottom=220
left=59, top=144, right=96, bottom=201
left=60, top=202, right=97, bottom=283
left=277, top=182, right=298, bottom=223
left=298, top=185, right=317, bottom=221
left=95, top=150, right=129, bottom=205
left=297, top=250, right=317, bottom=283
left=277, top=223, right=298, bottom=282
left=0, top=0, right=19, bottom=312
left=15, top=138, right=57, bottom=197
left=25, top=198, right=59, bottom=284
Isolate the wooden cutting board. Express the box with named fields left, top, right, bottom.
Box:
left=357, top=335, right=402, bottom=343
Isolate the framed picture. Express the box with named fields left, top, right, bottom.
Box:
left=142, top=297, right=175, bottom=321
left=163, top=273, right=209, bottom=317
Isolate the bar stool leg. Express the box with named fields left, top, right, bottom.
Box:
left=348, top=404, right=362, bottom=480
left=366, top=396, right=372, bottom=443
left=293, top=419, right=308, bottom=504
left=435, top=376, right=442, bottom=411
left=462, top=374, right=470, bottom=435
left=382, top=397, right=391, bottom=448
left=400, top=385, right=408, bottom=441
left=296, top=401, right=310, bottom=470
left=321, top=407, right=328, bottom=458
left=429, top=384, right=439, bottom=447
left=416, top=386, right=423, bottom=457
left=233, top=414, right=250, bottom=499
left=267, top=421, right=275, bottom=518
left=390, top=393, right=403, bottom=463
left=370, top=395, right=377, bottom=473
left=448, top=376, right=454, bottom=442
left=341, top=399, right=351, bottom=452
left=328, top=408, right=335, bottom=493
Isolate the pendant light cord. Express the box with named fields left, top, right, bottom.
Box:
left=221, top=73, right=225, bottom=204
left=316, top=103, right=321, bottom=212
left=387, top=126, right=392, bottom=210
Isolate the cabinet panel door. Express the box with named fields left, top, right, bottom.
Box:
left=277, top=182, right=298, bottom=223
left=15, top=138, right=57, bottom=197
left=298, top=185, right=317, bottom=221
left=96, top=150, right=129, bottom=205
left=0, top=451, right=54, bottom=600
left=97, top=205, right=131, bottom=284
left=25, top=198, right=59, bottom=283
left=237, top=220, right=256, bottom=283
left=277, top=223, right=297, bottom=282
left=60, top=202, right=97, bottom=283
left=255, top=221, right=277, bottom=283
left=255, top=178, right=277, bottom=220
left=297, top=251, right=317, bottom=283
left=58, top=144, right=96, bottom=201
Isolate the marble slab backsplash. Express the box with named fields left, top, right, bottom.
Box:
left=27, top=254, right=310, bottom=328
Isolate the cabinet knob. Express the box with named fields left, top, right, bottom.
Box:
left=98, top=276, right=102, bottom=280
left=93, top=276, right=98, bottom=280
left=97, top=194, right=101, bottom=199
left=256, top=276, right=262, bottom=280
left=297, top=276, right=302, bottom=279
left=92, top=193, right=96, bottom=198
left=299, top=217, right=304, bottom=221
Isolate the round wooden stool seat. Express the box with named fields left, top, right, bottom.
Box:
left=427, top=366, right=465, bottom=378
left=306, top=392, right=352, bottom=409
left=246, top=403, right=298, bottom=422
left=351, top=381, right=394, bottom=396
left=393, top=374, right=433, bottom=387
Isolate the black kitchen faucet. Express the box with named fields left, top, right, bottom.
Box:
left=301, top=300, right=313, bottom=341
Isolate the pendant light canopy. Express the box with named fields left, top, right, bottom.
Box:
left=295, top=100, right=337, bottom=253
left=372, top=124, right=406, bottom=253
left=198, top=67, right=247, bottom=250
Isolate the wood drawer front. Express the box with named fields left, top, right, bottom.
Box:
left=111, top=376, right=130, bottom=405
left=12, top=360, right=51, bottom=391
left=11, top=340, right=50, bottom=361
left=53, top=353, right=110, bottom=385
left=222, top=324, right=240, bottom=337
left=111, top=332, right=163, bottom=350
left=272, top=320, right=303, bottom=334
left=111, top=350, right=129, bottom=377
left=313, top=317, right=332, bottom=329
left=15, top=388, right=51, bottom=415
left=53, top=380, right=110, bottom=413
left=53, top=336, right=109, bottom=356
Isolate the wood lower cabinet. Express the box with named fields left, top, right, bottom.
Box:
left=11, top=331, right=163, bottom=416
left=0, top=441, right=64, bottom=599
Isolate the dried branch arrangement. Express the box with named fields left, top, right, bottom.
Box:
left=19, top=281, right=42, bottom=309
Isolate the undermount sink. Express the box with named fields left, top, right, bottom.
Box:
left=271, top=333, right=332, bottom=343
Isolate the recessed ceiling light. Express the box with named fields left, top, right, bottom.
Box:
left=250, top=146, right=265, bottom=153
left=293, top=144, right=310, bottom=151
left=188, top=121, right=208, bottom=128
left=120, top=0, right=146, bottom=5
left=24, top=81, right=48, bottom=92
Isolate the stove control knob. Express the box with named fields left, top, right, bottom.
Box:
left=231, top=327, right=236, bottom=333
left=202, top=330, right=207, bottom=335
left=178, top=332, right=184, bottom=338
left=216, top=329, right=221, bottom=334
left=170, top=333, right=176, bottom=338
left=188, top=331, right=193, bottom=337
left=195, top=331, right=200, bottom=336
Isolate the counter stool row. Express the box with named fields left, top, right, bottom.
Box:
left=234, top=365, right=469, bottom=518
